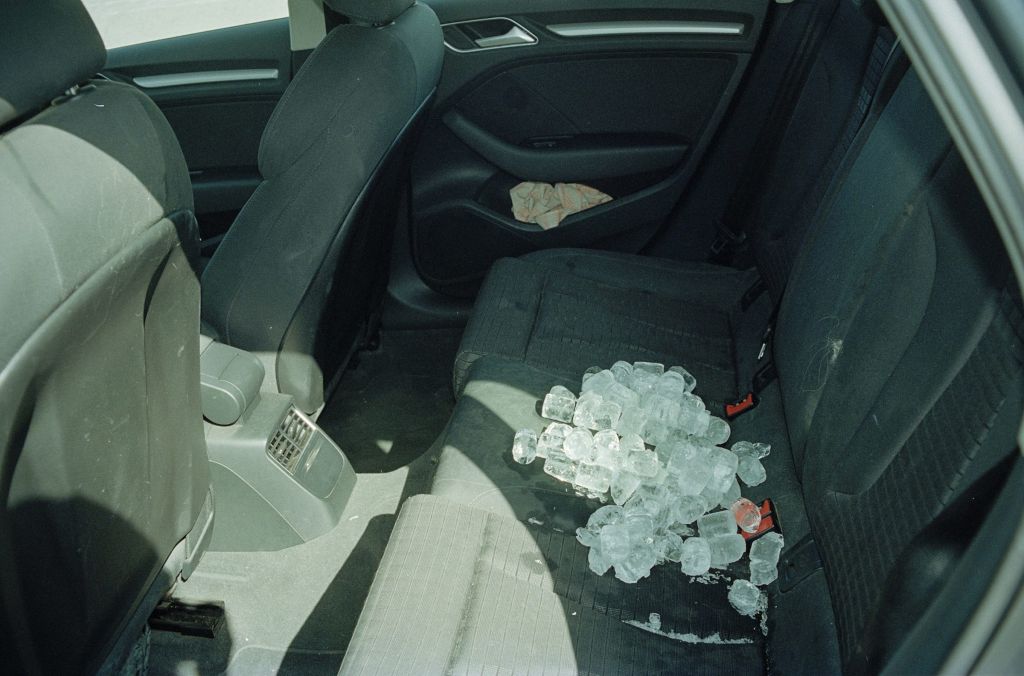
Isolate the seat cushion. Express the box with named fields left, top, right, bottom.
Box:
left=454, top=250, right=759, bottom=406
left=339, top=495, right=766, bottom=676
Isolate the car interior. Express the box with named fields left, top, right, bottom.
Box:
left=1, top=0, right=1023, bottom=674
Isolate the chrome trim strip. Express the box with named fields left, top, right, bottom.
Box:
left=546, top=20, right=745, bottom=38
left=133, top=68, right=279, bottom=89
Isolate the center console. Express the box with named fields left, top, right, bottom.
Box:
left=199, top=339, right=355, bottom=551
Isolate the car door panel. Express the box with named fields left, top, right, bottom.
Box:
left=103, top=19, right=292, bottom=245
left=409, top=0, right=769, bottom=296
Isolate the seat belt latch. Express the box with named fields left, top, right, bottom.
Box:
left=709, top=217, right=747, bottom=256
left=725, top=361, right=778, bottom=419
left=725, top=392, right=758, bottom=419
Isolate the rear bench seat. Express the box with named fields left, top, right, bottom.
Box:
left=339, top=40, right=1024, bottom=676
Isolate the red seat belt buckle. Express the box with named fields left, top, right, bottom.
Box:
left=725, top=392, right=758, bottom=419
left=742, top=498, right=782, bottom=542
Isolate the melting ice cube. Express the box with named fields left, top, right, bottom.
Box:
left=541, top=385, right=577, bottom=423
left=730, top=497, right=762, bottom=533
left=728, top=579, right=764, bottom=617
left=512, top=429, right=538, bottom=464
left=679, top=537, right=712, bottom=576
left=697, top=510, right=737, bottom=538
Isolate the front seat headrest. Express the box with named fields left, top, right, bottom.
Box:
left=0, top=0, right=105, bottom=127
left=323, top=0, right=416, bottom=26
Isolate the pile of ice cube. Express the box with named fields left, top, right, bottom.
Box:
left=510, top=360, right=783, bottom=618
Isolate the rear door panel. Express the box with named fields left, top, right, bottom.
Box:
left=411, top=0, right=770, bottom=296
left=103, top=19, right=292, bottom=244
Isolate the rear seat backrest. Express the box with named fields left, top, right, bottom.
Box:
left=774, top=71, right=953, bottom=464
left=749, top=5, right=892, bottom=298
left=772, top=68, right=1023, bottom=670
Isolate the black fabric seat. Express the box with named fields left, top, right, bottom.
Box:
left=453, top=253, right=757, bottom=408
left=201, top=0, right=442, bottom=413
left=339, top=62, right=1024, bottom=674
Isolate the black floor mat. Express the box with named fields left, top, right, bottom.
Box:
left=318, top=328, right=461, bottom=473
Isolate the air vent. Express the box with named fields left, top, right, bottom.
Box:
left=267, top=407, right=315, bottom=473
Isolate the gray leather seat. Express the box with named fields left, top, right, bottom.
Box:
left=0, top=1, right=213, bottom=672
left=200, top=0, right=443, bottom=413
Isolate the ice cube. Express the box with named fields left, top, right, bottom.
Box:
left=697, top=510, right=737, bottom=538
left=581, top=366, right=602, bottom=388
left=668, top=365, right=697, bottom=393
left=672, top=494, right=708, bottom=525
left=588, top=546, right=612, bottom=576
left=655, top=532, right=686, bottom=563
left=699, top=482, right=724, bottom=509
left=627, top=448, right=660, bottom=478
left=681, top=392, right=706, bottom=412
left=573, top=391, right=604, bottom=429
left=733, top=440, right=771, bottom=459
left=641, top=418, right=672, bottom=447
left=705, top=416, right=731, bottom=445
left=581, top=369, right=616, bottom=396
left=707, top=447, right=740, bottom=494
left=643, top=393, right=682, bottom=424
left=587, top=504, right=625, bottom=530
left=624, top=489, right=665, bottom=525
left=633, top=361, right=665, bottom=376
left=563, top=427, right=596, bottom=462
left=538, top=422, right=573, bottom=458
left=719, top=477, right=741, bottom=509
left=625, top=512, right=656, bottom=544
left=611, top=471, right=643, bottom=505
left=543, top=452, right=577, bottom=483
left=736, top=455, right=766, bottom=486
left=728, top=579, right=764, bottom=617
left=678, top=406, right=711, bottom=437
left=600, top=523, right=631, bottom=560
left=675, top=455, right=713, bottom=496
left=616, top=405, right=648, bottom=437
left=679, top=537, right=712, bottom=576
left=620, top=432, right=646, bottom=455
left=592, top=429, right=622, bottom=467
left=731, top=497, right=762, bottom=533
left=648, top=612, right=662, bottom=631
left=512, top=429, right=538, bottom=464
left=592, top=399, right=623, bottom=430
left=541, top=386, right=577, bottom=423
left=575, top=462, right=613, bottom=493
left=708, top=533, right=746, bottom=566
left=629, top=369, right=658, bottom=398
left=610, top=360, right=634, bottom=385
left=655, top=370, right=690, bottom=402
left=576, top=526, right=600, bottom=547
left=614, top=545, right=658, bottom=583
left=749, top=559, right=778, bottom=586
left=749, top=532, right=784, bottom=566
left=603, top=381, right=640, bottom=411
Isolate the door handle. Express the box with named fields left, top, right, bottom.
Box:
left=474, top=26, right=536, bottom=48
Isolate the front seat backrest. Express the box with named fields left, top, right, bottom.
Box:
left=0, top=1, right=213, bottom=673
left=200, top=0, right=444, bottom=413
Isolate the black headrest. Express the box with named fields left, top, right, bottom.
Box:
left=323, top=0, right=415, bottom=26
left=0, top=0, right=106, bottom=127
